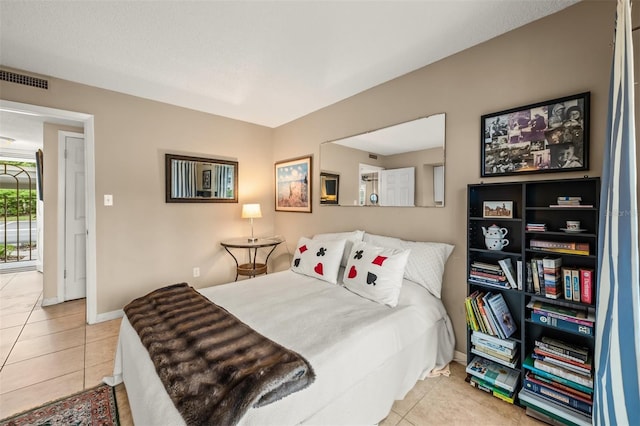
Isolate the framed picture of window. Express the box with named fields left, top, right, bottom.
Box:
left=275, top=155, right=312, bottom=212
left=481, top=92, right=589, bottom=177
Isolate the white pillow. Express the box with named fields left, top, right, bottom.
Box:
left=291, top=237, right=346, bottom=284
left=363, top=233, right=454, bottom=299
left=312, top=230, right=365, bottom=267
left=342, top=241, right=410, bottom=307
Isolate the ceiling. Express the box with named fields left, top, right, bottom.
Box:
left=0, top=0, right=579, bottom=155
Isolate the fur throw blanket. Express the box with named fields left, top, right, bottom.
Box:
left=124, top=283, right=315, bottom=425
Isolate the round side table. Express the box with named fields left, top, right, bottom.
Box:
left=220, top=237, right=283, bottom=280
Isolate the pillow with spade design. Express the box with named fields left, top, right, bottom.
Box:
left=291, top=237, right=346, bottom=284
left=342, top=241, right=410, bottom=307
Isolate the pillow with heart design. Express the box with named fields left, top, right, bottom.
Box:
left=290, top=237, right=346, bottom=284
left=342, top=241, right=410, bottom=307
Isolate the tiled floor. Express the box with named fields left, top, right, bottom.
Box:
left=1, top=270, right=543, bottom=425
left=0, top=270, right=132, bottom=423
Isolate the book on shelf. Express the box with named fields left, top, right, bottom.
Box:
left=562, top=267, right=573, bottom=300
left=531, top=351, right=591, bottom=376
left=543, top=257, right=563, bottom=299
left=471, top=346, right=518, bottom=368
left=523, top=372, right=593, bottom=416
left=580, top=269, right=594, bottom=304
left=466, top=355, right=520, bottom=393
left=528, top=369, right=593, bottom=401
left=518, top=389, right=592, bottom=426
left=526, top=223, right=547, bottom=231
left=525, top=406, right=573, bottom=426
left=571, top=269, right=581, bottom=302
left=526, top=262, right=534, bottom=293
left=523, top=355, right=593, bottom=394
left=530, top=240, right=589, bottom=251
left=549, top=204, right=594, bottom=208
left=465, top=374, right=515, bottom=404
left=531, top=259, right=542, bottom=294
left=486, top=293, right=517, bottom=338
left=532, top=356, right=593, bottom=388
left=483, top=292, right=505, bottom=339
left=527, top=300, right=595, bottom=323
left=531, top=311, right=594, bottom=336
left=497, top=258, right=517, bottom=288
left=531, top=247, right=590, bottom=256
left=472, top=341, right=518, bottom=361
left=516, top=260, right=523, bottom=290
left=471, top=330, right=518, bottom=352
left=531, top=308, right=594, bottom=327
left=535, top=337, right=590, bottom=364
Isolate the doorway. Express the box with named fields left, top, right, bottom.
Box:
left=0, top=100, right=97, bottom=324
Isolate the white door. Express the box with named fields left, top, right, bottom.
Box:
left=64, top=135, right=86, bottom=300
left=379, top=167, right=415, bottom=206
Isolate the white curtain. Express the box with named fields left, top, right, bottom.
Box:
left=171, top=160, right=197, bottom=198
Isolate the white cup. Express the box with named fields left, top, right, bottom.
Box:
left=566, top=220, right=581, bottom=230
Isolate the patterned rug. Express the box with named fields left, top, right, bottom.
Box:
left=0, top=384, right=119, bottom=426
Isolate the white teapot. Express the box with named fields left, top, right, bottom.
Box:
left=482, top=224, right=509, bottom=251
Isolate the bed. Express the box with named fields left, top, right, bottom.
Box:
left=107, top=231, right=456, bottom=425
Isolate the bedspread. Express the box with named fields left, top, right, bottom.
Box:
left=123, top=282, right=315, bottom=425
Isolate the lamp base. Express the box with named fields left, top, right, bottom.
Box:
left=247, top=237, right=258, bottom=243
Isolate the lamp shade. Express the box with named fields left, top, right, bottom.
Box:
left=241, top=203, right=262, bottom=219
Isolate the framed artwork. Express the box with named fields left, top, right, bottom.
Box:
left=320, top=172, right=339, bottom=205
left=202, top=169, right=211, bottom=190
left=481, top=92, right=589, bottom=177
left=483, top=201, right=513, bottom=218
left=275, top=155, right=312, bottom=212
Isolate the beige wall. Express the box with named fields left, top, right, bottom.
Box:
left=1, top=73, right=274, bottom=314
left=272, top=1, right=614, bottom=354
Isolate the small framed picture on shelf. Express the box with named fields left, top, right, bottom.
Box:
left=483, top=201, right=513, bottom=218
left=481, top=92, right=589, bottom=177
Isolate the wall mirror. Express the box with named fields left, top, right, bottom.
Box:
left=165, top=153, right=238, bottom=203
left=320, top=113, right=446, bottom=207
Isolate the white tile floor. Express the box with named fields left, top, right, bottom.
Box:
left=1, top=270, right=544, bottom=425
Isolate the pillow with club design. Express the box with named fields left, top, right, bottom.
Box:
left=342, top=241, right=410, bottom=307
left=312, top=230, right=365, bottom=267
left=291, top=237, right=346, bottom=284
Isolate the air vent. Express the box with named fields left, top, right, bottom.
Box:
left=368, top=154, right=378, bottom=160
left=0, top=70, right=48, bottom=89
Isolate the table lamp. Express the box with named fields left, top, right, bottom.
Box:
left=241, top=203, right=262, bottom=242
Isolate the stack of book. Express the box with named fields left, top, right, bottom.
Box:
left=527, top=300, right=595, bottom=336
left=468, top=259, right=517, bottom=289
left=530, top=239, right=590, bottom=256
left=465, top=291, right=518, bottom=339
left=470, top=330, right=519, bottom=368
left=549, top=196, right=593, bottom=208
left=519, top=337, right=593, bottom=425
left=542, top=257, right=563, bottom=299
left=526, top=223, right=547, bottom=232
left=561, top=267, right=594, bottom=303
left=466, top=355, right=520, bottom=404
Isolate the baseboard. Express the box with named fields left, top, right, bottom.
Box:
left=41, top=297, right=60, bottom=307
left=93, top=309, right=124, bottom=324
left=453, top=350, right=466, bottom=365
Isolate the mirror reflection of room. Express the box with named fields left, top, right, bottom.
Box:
left=320, top=113, right=445, bottom=207
left=165, top=153, right=238, bottom=203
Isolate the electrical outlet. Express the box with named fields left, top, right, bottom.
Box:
left=104, top=194, right=113, bottom=206
left=193, top=267, right=200, bottom=277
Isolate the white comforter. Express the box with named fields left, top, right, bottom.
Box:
left=108, top=270, right=455, bottom=425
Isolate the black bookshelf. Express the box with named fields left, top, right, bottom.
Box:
left=466, top=177, right=600, bottom=422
